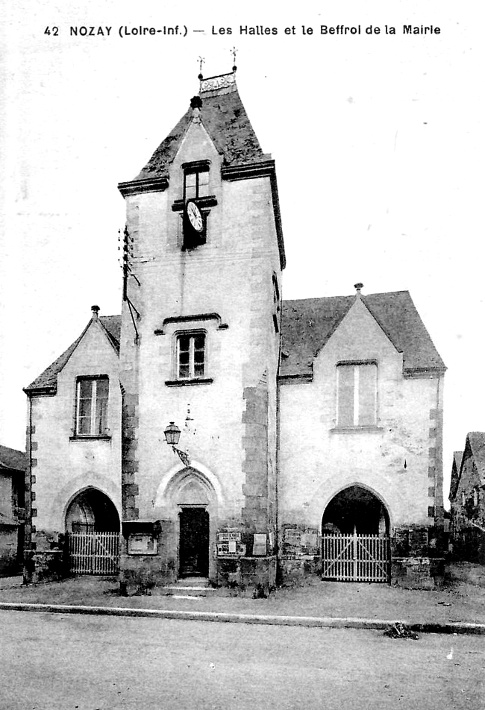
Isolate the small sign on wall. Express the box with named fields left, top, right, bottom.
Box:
left=127, top=533, right=158, bottom=555
left=253, top=533, right=267, bottom=556
left=216, top=530, right=245, bottom=557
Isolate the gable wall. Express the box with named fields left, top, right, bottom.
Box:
left=28, top=322, right=122, bottom=534
left=279, top=299, right=442, bottom=531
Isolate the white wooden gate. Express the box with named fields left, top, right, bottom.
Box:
left=68, top=532, right=120, bottom=575
left=322, top=533, right=390, bottom=582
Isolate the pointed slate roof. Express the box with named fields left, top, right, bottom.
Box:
left=466, top=432, right=485, bottom=485
left=451, top=433, right=485, bottom=499
left=25, top=315, right=121, bottom=394
left=449, top=451, right=464, bottom=501
left=0, top=444, right=27, bottom=473
left=280, top=290, right=445, bottom=378
left=134, top=72, right=270, bottom=182
left=118, top=70, right=286, bottom=269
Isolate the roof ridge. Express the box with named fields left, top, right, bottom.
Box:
left=283, top=290, right=411, bottom=304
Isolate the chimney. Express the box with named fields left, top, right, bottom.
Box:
left=91, top=305, right=100, bottom=320
left=190, top=95, right=202, bottom=122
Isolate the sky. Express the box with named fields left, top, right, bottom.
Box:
left=1, top=0, right=484, bottom=506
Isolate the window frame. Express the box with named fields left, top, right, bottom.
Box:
left=175, top=331, right=207, bottom=381
left=182, top=161, right=211, bottom=203
left=74, top=375, right=110, bottom=438
left=336, top=361, right=378, bottom=428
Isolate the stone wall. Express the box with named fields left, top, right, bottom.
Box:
left=0, top=527, right=20, bottom=576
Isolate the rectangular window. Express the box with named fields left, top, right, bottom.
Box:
left=337, top=363, right=377, bottom=427
left=177, top=333, right=206, bottom=380
left=76, top=377, right=109, bottom=436
left=184, top=167, right=209, bottom=200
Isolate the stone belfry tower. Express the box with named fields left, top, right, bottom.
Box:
left=117, top=69, right=285, bottom=589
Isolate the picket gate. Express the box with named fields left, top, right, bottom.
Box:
left=68, top=532, right=120, bottom=575
left=322, top=533, right=390, bottom=582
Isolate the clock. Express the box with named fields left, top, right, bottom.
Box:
left=183, top=200, right=206, bottom=249
left=186, top=200, right=204, bottom=233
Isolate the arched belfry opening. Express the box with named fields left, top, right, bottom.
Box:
left=65, top=487, right=120, bottom=533
left=322, top=485, right=389, bottom=536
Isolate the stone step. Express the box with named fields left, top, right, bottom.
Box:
left=161, top=585, right=218, bottom=597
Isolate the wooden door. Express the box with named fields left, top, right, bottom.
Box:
left=179, top=508, right=209, bottom=577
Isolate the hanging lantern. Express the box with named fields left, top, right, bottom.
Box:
left=164, top=422, right=181, bottom=446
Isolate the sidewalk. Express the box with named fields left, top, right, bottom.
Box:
left=1, top=572, right=485, bottom=634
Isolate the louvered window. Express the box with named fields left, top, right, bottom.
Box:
left=337, top=363, right=377, bottom=426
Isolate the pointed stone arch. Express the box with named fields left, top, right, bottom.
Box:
left=306, top=471, right=396, bottom=532
left=154, top=461, right=222, bottom=580
left=321, top=483, right=390, bottom=536
left=154, top=460, right=223, bottom=509
left=65, top=486, right=120, bottom=532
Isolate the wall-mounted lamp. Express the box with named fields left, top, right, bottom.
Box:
left=164, top=421, right=190, bottom=467
left=164, top=422, right=181, bottom=446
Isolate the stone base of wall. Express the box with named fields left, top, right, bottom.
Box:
left=278, top=557, right=321, bottom=586
left=391, top=556, right=445, bottom=590
left=392, top=525, right=446, bottom=558
left=216, top=556, right=277, bottom=596
left=23, top=530, right=68, bottom=584
left=23, top=549, right=67, bottom=584
left=119, top=554, right=277, bottom=596
left=119, top=553, right=177, bottom=594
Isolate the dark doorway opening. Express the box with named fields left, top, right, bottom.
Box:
left=179, top=507, right=209, bottom=577
left=322, top=485, right=389, bottom=535
left=65, top=488, right=120, bottom=533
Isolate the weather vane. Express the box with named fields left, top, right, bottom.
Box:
left=231, top=47, right=237, bottom=72
left=198, top=56, right=205, bottom=80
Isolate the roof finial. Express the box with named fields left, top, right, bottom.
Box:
left=198, top=56, right=205, bottom=81
left=190, top=94, right=202, bottom=122
left=91, top=305, right=100, bottom=320
left=231, top=47, right=237, bottom=72
left=354, top=283, right=364, bottom=297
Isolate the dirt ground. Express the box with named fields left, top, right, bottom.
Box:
left=1, top=564, right=485, bottom=625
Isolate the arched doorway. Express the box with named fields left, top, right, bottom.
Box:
left=176, top=475, right=211, bottom=578
left=179, top=507, right=209, bottom=577
left=321, top=485, right=391, bottom=582
left=158, top=467, right=217, bottom=579
left=65, top=488, right=120, bottom=575
left=322, top=485, right=389, bottom=536
left=65, top=487, right=120, bottom=532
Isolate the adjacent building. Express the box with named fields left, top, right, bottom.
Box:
left=449, top=433, right=485, bottom=564
left=0, top=445, right=26, bottom=575
left=23, top=69, right=446, bottom=589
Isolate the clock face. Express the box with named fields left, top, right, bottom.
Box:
left=186, top=200, right=204, bottom=232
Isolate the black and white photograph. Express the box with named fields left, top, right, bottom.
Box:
left=1, top=1, right=484, bottom=708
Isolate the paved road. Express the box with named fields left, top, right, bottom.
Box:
left=0, top=611, right=483, bottom=709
